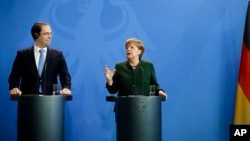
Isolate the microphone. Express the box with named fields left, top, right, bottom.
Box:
left=133, top=69, right=136, bottom=95
left=37, top=74, right=39, bottom=95
left=140, top=65, right=144, bottom=95
left=43, top=62, right=47, bottom=95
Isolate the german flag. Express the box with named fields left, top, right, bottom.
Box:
left=234, top=2, right=250, bottom=125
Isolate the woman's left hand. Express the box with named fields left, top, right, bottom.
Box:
left=159, top=90, right=167, bottom=99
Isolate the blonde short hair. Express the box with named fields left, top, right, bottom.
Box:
left=125, top=38, right=145, bottom=60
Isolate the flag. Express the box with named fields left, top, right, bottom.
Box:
left=234, top=1, right=250, bottom=125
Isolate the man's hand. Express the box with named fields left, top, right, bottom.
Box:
left=60, top=88, right=71, bottom=95
left=10, top=88, right=22, bottom=95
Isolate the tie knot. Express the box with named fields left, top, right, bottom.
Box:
left=39, top=49, right=45, bottom=53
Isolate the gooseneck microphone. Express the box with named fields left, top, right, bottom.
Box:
left=43, top=62, right=47, bottom=95
left=37, top=74, right=39, bottom=95
left=140, top=65, right=144, bottom=95
left=133, top=69, right=137, bottom=95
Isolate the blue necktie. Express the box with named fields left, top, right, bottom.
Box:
left=38, top=49, right=45, bottom=93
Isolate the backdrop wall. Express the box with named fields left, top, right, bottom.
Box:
left=0, top=0, right=247, bottom=141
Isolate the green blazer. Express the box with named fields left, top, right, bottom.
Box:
left=106, top=60, right=164, bottom=96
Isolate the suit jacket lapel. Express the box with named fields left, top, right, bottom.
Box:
left=40, top=47, right=52, bottom=77
left=45, top=47, right=51, bottom=67
left=28, top=46, right=39, bottom=76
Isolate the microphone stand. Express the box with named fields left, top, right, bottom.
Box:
left=140, top=65, right=144, bottom=95
left=43, top=62, right=47, bottom=95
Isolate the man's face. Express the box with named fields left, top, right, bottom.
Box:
left=36, top=25, right=52, bottom=47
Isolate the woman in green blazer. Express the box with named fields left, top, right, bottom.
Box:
left=105, top=38, right=167, bottom=97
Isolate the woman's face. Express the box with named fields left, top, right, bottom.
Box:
left=125, top=43, right=142, bottom=60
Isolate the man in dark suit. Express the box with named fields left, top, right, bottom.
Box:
left=8, top=22, right=71, bottom=95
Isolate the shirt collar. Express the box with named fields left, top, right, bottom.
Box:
left=34, top=45, right=48, bottom=53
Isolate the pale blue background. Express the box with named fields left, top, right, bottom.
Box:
left=0, top=0, right=247, bottom=141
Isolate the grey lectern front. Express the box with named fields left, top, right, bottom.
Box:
left=11, top=95, right=72, bottom=141
left=106, top=96, right=165, bottom=141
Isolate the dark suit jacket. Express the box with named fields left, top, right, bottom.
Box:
left=8, top=46, right=71, bottom=95
left=106, top=60, right=164, bottom=96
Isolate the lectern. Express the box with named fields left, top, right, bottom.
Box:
left=106, top=96, right=165, bottom=141
left=11, top=95, right=72, bottom=141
